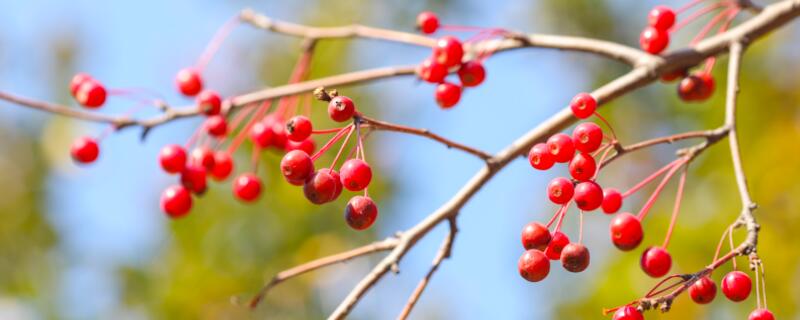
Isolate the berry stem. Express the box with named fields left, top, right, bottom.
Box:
left=592, top=144, right=615, bottom=180
left=691, top=8, right=736, bottom=45
left=545, top=205, right=567, bottom=229
left=196, top=15, right=241, bottom=72
left=760, top=263, right=768, bottom=309
left=593, top=112, right=617, bottom=139
left=637, top=158, right=686, bottom=221
left=329, top=125, right=356, bottom=170
left=578, top=211, right=584, bottom=244
left=662, top=165, right=688, bottom=248
left=226, top=100, right=272, bottom=154
left=312, top=127, right=349, bottom=134
left=251, top=145, right=261, bottom=173
left=712, top=225, right=732, bottom=264
left=311, top=124, right=353, bottom=161
left=728, top=225, right=737, bottom=270
left=672, top=1, right=728, bottom=33
left=644, top=274, right=688, bottom=298
left=622, top=158, right=683, bottom=198
left=553, top=204, right=569, bottom=233
left=676, top=0, right=711, bottom=14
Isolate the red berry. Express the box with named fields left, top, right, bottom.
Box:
left=612, top=306, right=643, bottom=320
left=70, top=73, right=92, bottom=96
left=574, top=181, right=603, bottom=211
left=159, top=144, right=187, bottom=174
left=560, top=243, right=590, bottom=273
left=572, top=122, right=603, bottom=153
left=280, top=150, right=314, bottom=184
left=328, top=96, right=356, bottom=122
left=518, top=249, right=550, bottom=282
left=205, top=115, right=228, bottom=137
left=303, top=170, right=339, bottom=204
left=458, top=60, right=486, bottom=87
left=250, top=120, right=275, bottom=148
left=749, top=309, right=776, bottom=320
left=640, top=26, right=669, bottom=54
left=640, top=246, right=672, bottom=277
left=75, top=80, right=107, bottom=108
left=695, top=72, right=715, bottom=101
left=233, top=173, right=262, bottom=202
left=547, top=177, right=574, bottom=205
left=435, top=82, right=462, bottom=109
left=568, top=152, right=597, bottom=181
left=210, top=151, right=233, bottom=181
left=601, top=188, right=623, bottom=214
left=175, top=68, right=203, bottom=96
left=677, top=75, right=702, bottom=101
left=721, top=270, right=752, bottom=302
left=344, top=196, right=378, bottom=230
left=286, top=115, right=313, bottom=142
left=340, top=159, right=373, bottom=191
left=521, top=222, right=552, bottom=251
left=269, top=120, right=288, bottom=150
left=196, top=90, right=221, bottom=115
left=71, top=136, right=100, bottom=164
left=286, top=138, right=316, bottom=155
left=661, top=68, right=688, bottom=82
left=190, top=147, right=216, bottom=171
left=546, top=133, right=575, bottom=163
left=544, top=231, right=570, bottom=260
left=418, top=58, right=448, bottom=84
left=416, top=11, right=439, bottom=34
left=529, top=143, right=555, bottom=170
left=180, top=165, right=208, bottom=195
left=319, top=168, right=343, bottom=201
left=610, top=212, right=643, bottom=251
left=648, top=6, right=676, bottom=30
left=689, top=276, right=717, bottom=304
left=570, top=93, right=597, bottom=119
left=433, top=36, right=464, bottom=67
left=160, top=185, right=192, bottom=218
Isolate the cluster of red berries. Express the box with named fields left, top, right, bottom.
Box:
left=415, top=12, right=487, bottom=109
left=68, top=73, right=107, bottom=164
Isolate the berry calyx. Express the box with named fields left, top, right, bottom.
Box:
left=418, top=58, right=448, bottom=84
left=458, top=60, right=486, bottom=87
left=546, top=133, right=575, bottom=163
left=573, top=181, right=603, bottom=211
left=433, top=36, right=464, bottom=67
left=688, top=276, right=717, bottom=304
left=280, top=150, right=315, bottom=184
left=233, top=173, right=262, bottom=202
left=648, top=6, right=676, bottom=30
left=196, top=90, right=222, bottom=115
left=568, top=152, right=597, bottom=181
left=521, top=222, right=552, bottom=251
left=547, top=177, right=575, bottom=205
left=518, top=249, right=550, bottom=282
left=601, top=188, right=623, bottom=214
left=303, top=170, right=339, bottom=204
left=544, top=231, right=570, bottom=260
left=340, top=159, right=373, bottom=191
left=749, top=309, right=776, bottom=320
left=210, top=151, right=233, bottom=181
left=344, top=196, right=378, bottom=230
left=159, top=144, right=187, bottom=174
left=721, top=270, right=752, bottom=302
left=435, top=82, right=462, bottom=109
left=416, top=11, right=439, bottom=34
left=286, top=115, right=313, bottom=142
left=640, top=246, right=672, bottom=277
left=160, top=185, right=192, bottom=218
left=190, top=147, right=216, bottom=171
left=529, top=143, right=555, bottom=170
left=612, top=306, right=644, bottom=320
left=175, top=68, right=203, bottom=96
left=560, top=243, right=590, bottom=273
left=205, top=115, right=228, bottom=137
left=328, top=96, right=356, bottom=122
left=570, top=93, right=597, bottom=119
left=572, top=122, right=603, bottom=153
left=70, top=136, right=100, bottom=164
left=180, top=165, right=208, bottom=195
left=75, top=80, right=107, bottom=108
left=639, top=26, right=669, bottom=54
left=610, top=212, right=643, bottom=251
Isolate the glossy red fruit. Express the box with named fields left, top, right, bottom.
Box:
left=159, top=144, right=187, bottom=174
left=210, top=151, right=233, bottom=181
left=433, top=36, right=464, bottom=67
left=547, top=177, right=574, bottom=205
left=340, top=159, right=372, bottom=191
left=544, top=231, right=570, bottom=260
left=458, top=60, right=486, bottom=87
left=418, top=58, right=448, bottom=84
left=689, top=276, right=717, bottom=304
left=303, top=170, right=338, bottom=204
left=640, top=246, right=672, bottom=277
left=345, top=196, right=378, bottom=230
left=328, top=96, right=356, bottom=122
left=721, top=271, right=752, bottom=302
left=677, top=75, right=702, bottom=101
left=610, top=213, right=643, bottom=251
left=75, top=80, right=107, bottom=108
left=695, top=72, right=715, bottom=101
left=547, top=133, right=575, bottom=163
left=518, top=249, right=550, bottom=282
left=250, top=120, right=274, bottom=148
left=286, top=115, right=313, bottom=142
left=180, top=165, right=208, bottom=195
left=280, top=150, right=314, bottom=183
left=435, top=82, right=462, bottom=109
left=70, top=73, right=92, bottom=96
left=572, top=122, right=603, bottom=153
left=521, top=222, right=552, bottom=251
left=612, top=306, right=643, bottom=320
left=661, top=68, right=688, bottom=82
left=574, top=181, right=603, bottom=211
left=71, top=136, right=100, bottom=164
left=196, top=90, right=221, bottom=115
left=318, top=168, right=343, bottom=201
left=205, top=115, right=228, bottom=137
left=416, top=11, right=439, bottom=34
left=640, top=26, right=669, bottom=54
left=160, top=185, right=192, bottom=218
left=190, top=147, right=216, bottom=171
left=568, top=152, right=597, bottom=181
left=269, top=120, right=288, bottom=150
left=529, top=143, right=555, bottom=170
left=286, top=138, right=316, bottom=155
left=749, top=309, right=776, bottom=320
left=602, top=188, right=623, bottom=214
left=648, top=6, right=676, bottom=30
left=561, top=243, right=590, bottom=272
left=175, top=68, right=203, bottom=96
left=233, top=173, right=262, bottom=202
left=570, top=93, right=597, bottom=119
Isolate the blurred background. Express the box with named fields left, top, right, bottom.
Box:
left=0, top=0, right=798, bottom=319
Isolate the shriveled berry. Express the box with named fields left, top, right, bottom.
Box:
left=418, top=58, right=448, bottom=84
left=458, top=60, right=486, bottom=87
left=640, top=26, right=669, bottom=54
left=159, top=144, right=187, bottom=174
left=180, top=165, right=208, bottom=195
left=205, top=115, right=228, bottom=137
left=210, top=151, right=233, bottom=181
left=610, top=212, right=643, bottom=251
left=561, top=243, right=590, bottom=272
left=160, top=185, right=192, bottom=218
left=547, top=133, right=575, bottom=163
left=749, top=309, right=776, bottom=320
left=175, top=68, right=203, bottom=96
left=612, top=306, right=643, bottom=320
left=233, top=173, right=262, bottom=202
left=640, top=246, right=672, bottom=277
left=529, top=143, right=555, bottom=170
left=568, top=152, right=597, bottom=181
left=648, top=6, right=676, bottom=30
left=286, top=115, right=313, bottom=142
left=721, top=270, right=752, bottom=302
left=602, top=188, right=623, bottom=214
left=340, top=159, right=372, bottom=191
left=572, top=122, right=603, bottom=153
left=518, top=249, right=550, bottom=282
left=75, top=80, right=107, bottom=108
left=303, top=170, right=338, bottom=204
left=328, top=96, right=356, bottom=122
left=435, top=82, right=462, bottom=109
left=433, top=36, right=463, bottom=67
left=689, top=276, right=717, bottom=304
left=547, top=177, right=574, bottom=204
left=190, top=147, right=216, bottom=171
left=71, top=136, right=100, bottom=164
left=544, top=231, right=570, bottom=260
left=574, top=181, right=603, bottom=211
left=345, top=196, right=378, bottom=230
left=196, top=90, right=221, bottom=115
left=416, top=11, right=439, bottom=34
left=521, top=222, right=552, bottom=251
left=570, top=93, right=596, bottom=119
left=280, top=150, right=314, bottom=183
